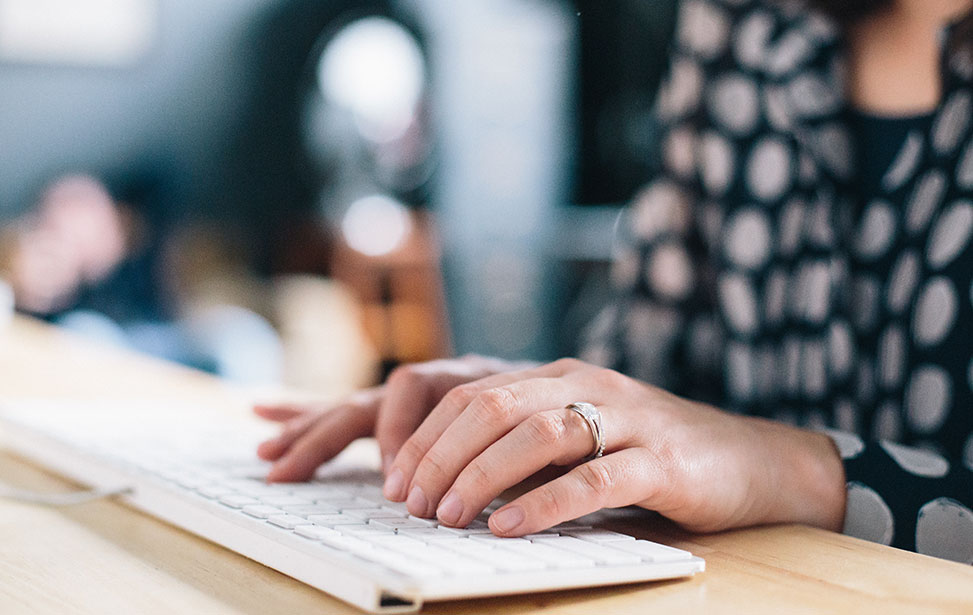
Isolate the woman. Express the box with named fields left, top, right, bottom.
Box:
left=256, top=0, right=973, bottom=561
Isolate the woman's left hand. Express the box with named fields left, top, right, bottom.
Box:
left=385, top=358, right=847, bottom=537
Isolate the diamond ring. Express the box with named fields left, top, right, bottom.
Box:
left=565, top=402, right=606, bottom=460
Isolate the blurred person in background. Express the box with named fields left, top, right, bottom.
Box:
left=254, top=0, right=973, bottom=564
left=0, top=174, right=282, bottom=385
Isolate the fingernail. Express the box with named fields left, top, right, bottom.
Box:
left=382, top=454, right=395, bottom=477
left=490, top=506, right=525, bottom=534
left=436, top=492, right=464, bottom=526
left=407, top=485, right=430, bottom=517
left=383, top=468, right=406, bottom=501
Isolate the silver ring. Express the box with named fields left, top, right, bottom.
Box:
left=566, top=402, right=606, bottom=460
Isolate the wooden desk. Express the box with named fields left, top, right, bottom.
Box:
left=1, top=316, right=971, bottom=614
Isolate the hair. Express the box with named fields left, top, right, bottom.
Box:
left=806, top=0, right=893, bottom=23
left=955, top=13, right=973, bottom=48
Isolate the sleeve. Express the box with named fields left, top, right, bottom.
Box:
left=824, top=430, right=973, bottom=563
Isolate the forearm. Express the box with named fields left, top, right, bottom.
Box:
left=746, top=416, right=847, bottom=532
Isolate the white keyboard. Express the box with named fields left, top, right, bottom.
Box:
left=0, top=400, right=704, bottom=613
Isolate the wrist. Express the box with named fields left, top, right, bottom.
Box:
left=751, top=418, right=847, bottom=532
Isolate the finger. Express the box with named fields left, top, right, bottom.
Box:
left=266, top=402, right=378, bottom=482
left=256, top=411, right=321, bottom=461
left=384, top=358, right=590, bottom=502
left=435, top=406, right=610, bottom=527
left=375, top=358, right=525, bottom=476
left=253, top=404, right=307, bottom=423
left=488, top=448, right=666, bottom=537
left=405, top=371, right=597, bottom=517
left=374, top=363, right=462, bottom=476
left=257, top=391, right=383, bottom=461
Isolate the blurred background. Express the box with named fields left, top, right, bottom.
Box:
left=0, top=0, right=677, bottom=395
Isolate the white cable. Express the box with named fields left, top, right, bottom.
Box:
left=0, top=484, right=133, bottom=507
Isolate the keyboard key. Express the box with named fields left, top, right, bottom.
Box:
left=307, top=514, right=368, bottom=527
left=196, top=485, right=236, bottom=499
left=342, top=508, right=406, bottom=520
left=438, top=525, right=494, bottom=536
left=469, top=534, right=530, bottom=545
left=369, top=518, right=437, bottom=531
left=498, top=541, right=596, bottom=570
left=437, top=539, right=547, bottom=572
left=223, top=480, right=277, bottom=496
left=219, top=495, right=261, bottom=508
left=397, top=527, right=464, bottom=541
left=564, top=529, right=636, bottom=543
left=522, top=531, right=560, bottom=540
left=361, top=534, right=427, bottom=551
left=260, top=496, right=313, bottom=507
left=606, top=540, right=693, bottom=563
left=352, top=484, right=386, bottom=500
left=536, top=536, right=641, bottom=566
left=267, top=515, right=313, bottom=530
left=390, top=544, right=460, bottom=567
left=283, top=485, right=351, bottom=499
left=174, top=474, right=213, bottom=489
left=380, top=502, right=410, bottom=515
left=313, top=498, right=374, bottom=510
left=225, top=463, right=273, bottom=478
left=316, top=534, right=377, bottom=556
left=337, top=525, right=392, bottom=538
left=361, top=550, right=442, bottom=577
left=295, top=525, right=342, bottom=540
left=550, top=523, right=593, bottom=532
left=433, top=538, right=489, bottom=556
left=242, top=505, right=286, bottom=519
left=419, top=545, right=497, bottom=575
left=280, top=505, right=340, bottom=517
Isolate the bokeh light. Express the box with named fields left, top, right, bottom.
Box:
left=317, top=17, right=425, bottom=143
left=341, top=194, right=412, bottom=257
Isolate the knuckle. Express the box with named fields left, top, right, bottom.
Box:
left=461, top=458, right=492, bottom=491
left=418, top=448, right=451, bottom=480
left=386, top=364, right=418, bottom=387
left=347, top=387, right=382, bottom=408
left=593, top=367, right=628, bottom=390
left=552, top=357, right=584, bottom=371
left=576, top=462, right=615, bottom=501
left=283, top=415, right=315, bottom=439
left=472, top=387, right=517, bottom=423
left=443, top=382, right=480, bottom=408
left=397, top=436, right=427, bottom=465
left=526, top=411, right=567, bottom=446
left=534, top=485, right=563, bottom=520
left=282, top=420, right=305, bottom=438
left=290, top=420, right=330, bottom=453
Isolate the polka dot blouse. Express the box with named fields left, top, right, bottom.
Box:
left=583, top=0, right=973, bottom=562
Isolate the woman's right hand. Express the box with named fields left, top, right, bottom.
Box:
left=255, top=355, right=536, bottom=482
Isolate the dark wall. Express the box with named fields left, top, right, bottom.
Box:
left=0, top=0, right=274, bottom=219
left=572, top=0, right=678, bottom=206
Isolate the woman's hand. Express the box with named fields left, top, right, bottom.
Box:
left=257, top=357, right=847, bottom=537
left=255, top=355, right=536, bottom=481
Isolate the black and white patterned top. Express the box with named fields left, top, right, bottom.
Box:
left=583, top=0, right=973, bottom=562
